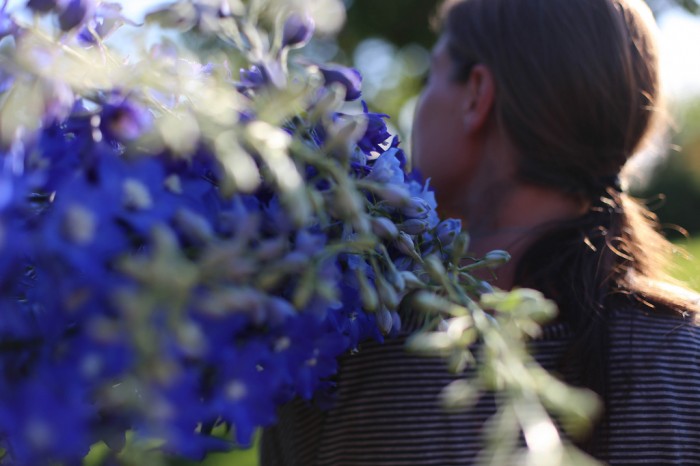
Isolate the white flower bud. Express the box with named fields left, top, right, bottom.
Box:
left=451, top=232, right=471, bottom=263
left=122, top=178, right=153, bottom=210
left=376, top=275, right=399, bottom=309
left=174, top=208, right=213, bottom=243
left=164, top=174, right=182, bottom=194
left=62, top=204, right=96, bottom=245
left=386, top=266, right=405, bottom=291
left=400, top=271, right=424, bottom=289
left=424, top=254, right=447, bottom=280
left=410, top=291, right=453, bottom=315
left=355, top=269, right=379, bottom=312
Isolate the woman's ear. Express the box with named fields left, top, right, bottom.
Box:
left=462, top=64, right=496, bottom=133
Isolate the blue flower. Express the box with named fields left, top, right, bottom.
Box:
left=436, top=218, right=462, bottom=246
left=0, top=367, right=94, bottom=465
left=0, top=3, right=16, bottom=38
left=57, top=0, right=95, bottom=32
left=318, top=64, right=362, bottom=101
left=282, top=12, right=314, bottom=48
left=77, top=2, right=137, bottom=45
left=407, top=179, right=439, bottom=229
left=238, top=65, right=266, bottom=90
left=365, top=148, right=405, bottom=185
left=357, top=102, right=391, bottom=154
left=27, top=0, right=58, bottom=14
left=100, top=97, right=153, bottom=142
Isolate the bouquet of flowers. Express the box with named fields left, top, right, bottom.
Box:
left=0, top=1, right=601, bottom=465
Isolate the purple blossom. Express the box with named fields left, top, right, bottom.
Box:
left=366, top=148, right=405, bottom=185
left=0, top=4, right=16, bottom=38
left=282, top=12, right=314, bottom=48
left=27, top=0, right=58, bottom=13
left=238, top=62, right=286, bottom=90
left=77, top=2, right=138, bottom=45
left=57, top=0, right=94, bottom=32
left=357, top=101, right=391, bottom=154
left=100, top=97, right=153, bottom=141
left=436, top=218, right=462, bottom=246
left=318, top=64, right=362, bottom=101
left=0, top=14, right=459, bottom=464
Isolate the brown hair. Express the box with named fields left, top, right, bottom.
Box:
left=440, top=0, right=699, bottom=451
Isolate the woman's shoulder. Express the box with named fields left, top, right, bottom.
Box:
left=601, top=297, right=700, bottom=464
left=610, top=290, right=700, bottom=351
left=608, top=294, right=700, bottom=357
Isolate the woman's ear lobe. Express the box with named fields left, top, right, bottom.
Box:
left=461, top=64, right=496, bottom=133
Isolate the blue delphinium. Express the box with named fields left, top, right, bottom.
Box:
left=0, top=2, right=469, bottom=464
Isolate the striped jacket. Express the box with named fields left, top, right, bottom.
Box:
left=260, top=305, right=700, bottom=465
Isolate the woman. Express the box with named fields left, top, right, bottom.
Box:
left=262, top=0, right=700, bottom=464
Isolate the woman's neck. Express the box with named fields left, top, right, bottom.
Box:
left=442, top=183, right=589, bottom=289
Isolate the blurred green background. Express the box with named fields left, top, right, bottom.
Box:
left=88, top=0, right=700, bottom=464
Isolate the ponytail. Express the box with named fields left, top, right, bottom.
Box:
left=513, top=187, right=698, bottom=451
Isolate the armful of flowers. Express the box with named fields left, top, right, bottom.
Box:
left=0, top=1, right=601, bottom=465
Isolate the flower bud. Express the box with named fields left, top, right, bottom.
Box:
left=173, top=208, right=213, bottom=243
left=122, top=178, right=152, bottom=210
left=373, top=184, right=411, bottom=207
left=371, top=217, right=399, bottom=240
left=476, top=280, right=494, bottom=296
left=424, top=254, right=447, bottom=281
left=390, top=310, right=402, bottom=333
left=385, top=262, right=405, bottom=291
left=58, top=0, right=94, bottom=32
left=441, top=379, right=480, bottom=410
left=334, top=186, right=364, bottom=219
left=406, top=331, right=453, bottom=355
left=282, top=12, right=314, bottom=48
left=376, top=274, right=399, bottom=310
left=451, top=232, right=471, bottom=263
left=355, top=269, right=379, bottom=312
left=101, top=99, right=153, bottom=142
left=482, top=249, right=511, bottom=268
left=260, top=59, right=286, bottom=89
left=376, top=307, right=393, bottom=334
left=401, top=197, right=431, bottom=219
left=395, top=231, right=421, bottom=261
left=398, top=218, right=428, bottom=235
left=164, top=174, right=182, bottom=194
left=436, top=219, right=462, bottom=246
left=62, top=204, right=96, bottom=245
left=400, top=270, right=424, bottom=289
left=410, top=291, right=453, bottom=315
left=318, top=64, right=362, bottom=101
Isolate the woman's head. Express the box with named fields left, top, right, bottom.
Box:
left=415, top=1, right=699, bottom=425
left=416, top=0, right=662, bottom=201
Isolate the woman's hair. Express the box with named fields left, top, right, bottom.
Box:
left=440, top=0, right=699, bottom=452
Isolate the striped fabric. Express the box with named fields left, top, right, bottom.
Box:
left=260, top=306, right=700, bottom=465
